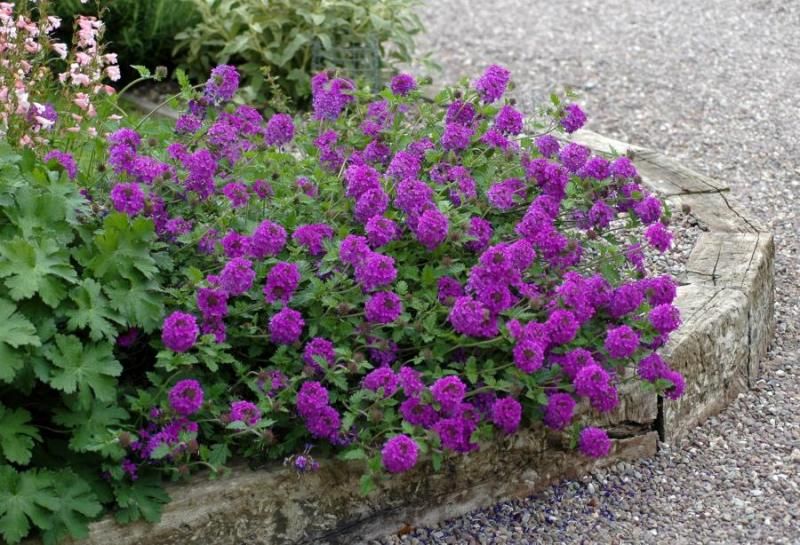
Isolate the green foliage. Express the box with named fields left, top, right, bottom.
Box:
left=53, top=0, right=200, bottom=80
left=174, top=0, right=424, bottom=107
left=0, top=143, right=167, bottom=543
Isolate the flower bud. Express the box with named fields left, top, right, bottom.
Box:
left=118, top=431, right=132, bottom=448
left=261, top=429, right=276, bottom=445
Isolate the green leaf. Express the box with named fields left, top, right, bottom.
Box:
left=105, top=280, right=164, bottom=332
left=39, top=471, right=102, bottom=545
left=53, top=400, right=129, bottom=459
left=431, top=451, right=443, bottom=472
left=359, top=473, right=374, bottom=496
left=113, top=472, right=170, bottom=524
left=0, top=466, right=59, bottom=545
left=338, top=447, right=367, bottom=461
left=131, top=65, right=151, bottom=78
left=0, top=298, right=40, bottom=382
left=464, top=357, right=478, bottom=385
left=67, top=279, right=123, bottom=341
left=0, top=404, right=40, bottom=465
left=82, top=213, right=159, bottom=283
left=420, top=265, right=436, bottom=287
left=0, top=237, right=76, bottom=307
left=45, top=335, right=122, bottom=406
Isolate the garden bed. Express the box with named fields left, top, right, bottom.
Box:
left=45, top=131, right=773, bottom=545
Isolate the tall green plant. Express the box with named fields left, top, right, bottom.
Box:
left=174, top=0, right=424, bottom=108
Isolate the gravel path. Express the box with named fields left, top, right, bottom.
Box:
left=378, top=1, right=800, bottom=543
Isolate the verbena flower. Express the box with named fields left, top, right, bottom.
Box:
left=543, top=393, right=575, bottom=430
left=269, top=307, right=305, bottom=345
left=110, top=183, right=145, bottom=215
left=168, top=379, right=204, bottom=415
left=219, top=257, right=256, bottom=295
left=390, top=73, right=417, bottom=96
left=162, top=311, right=199, bottom=353
left=263, top=262, right=301, bottom=304
left=560, top=103, right=587, bottom=133
left=491, top=397, right=522, bottom=434
left=264, top=113, right=294, bottom=146
left=205, top=65, right=240, bottom=104
left=364, top=291, right=403, bottom=324
left=251, top=220, right=287, bottom=259
left=605, top=325, right=640, bottom=359
left=302, top=337, right=336, bottom=371
left=44, top=150, right=77, bottom=179
left=229, top=400, right=261, bottom=425
left=578, top=427, right=611, bottom=458
left=363, top=367, right=399, bottom=397
left=474, top=64, right=511, bottom=103
left=430, top=376, right=466, bottom=412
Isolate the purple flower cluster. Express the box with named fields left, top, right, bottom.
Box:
left=312, top=72, right=355, bottom=121
left=390, top=73, right=417, bottom=96
left=292, top=224, right=334, bottom=256
left=578, top=427, right=611, bottom=458
left=269, top=307, right=305, bottom=345
left=474, top=64, right=511, bottom=103
left=110, top=183, right=145, bottom=216
left=264, top=113, right=294, bottom=146
left=162, top=312, right=199, bottom=352
left=296, top=381, right=341, bottom=441
left=381, top=434, right=419, bottom=473
left=364, top=291, right=403, bottom=324
left=303, top=337, right=336, bottom=371
left=263, top=262, right=301, bottom=304
left=363, top=367, right=399, bottom=397
left=168, top=379, right=204, bottom=415
left=44, top=150, right=77, bottom=180
left=491, top=397, right=522, bottom=434
left=229, top=400, right=261, bottom=425
left=205, top=65, right=240, bottom=104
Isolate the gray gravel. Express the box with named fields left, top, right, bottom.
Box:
left=379, top=0, right=800, bottom=543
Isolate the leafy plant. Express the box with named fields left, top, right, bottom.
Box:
left=174, top=0, right=424, bottom=107
left=0, top=142, right=168, bottom=544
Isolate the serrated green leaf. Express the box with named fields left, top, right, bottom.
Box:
left=53, top=400, right=129, bottom=459
left=113, top=472, right=170, bottom=524
left=45, top=335, right=122, bottom=406
left=0, top=404, right=40, bottom=465
left=0, top=237, right=76, bottom=307
left=67, top=279, right=123, bottom=341
left=0, top=466, right=59, bottom=545
left=105, top=280, right=164, bottom=332
left=39, top=471, right=102, bottom=545
left=82, top=213, right=159, bottom=283
left=0, top=298, right=40, bottom=382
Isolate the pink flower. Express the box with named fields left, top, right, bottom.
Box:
left=106, top=65, right=121, bottom=81
left=52, top=43, right=67, bottom=59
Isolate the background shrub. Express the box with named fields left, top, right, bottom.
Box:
left=174, top=0, right=424, bottom=108
left=54, top=0, right=200, bottom=82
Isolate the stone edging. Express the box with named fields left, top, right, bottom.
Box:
left=54, top=132, right=774, bottom=545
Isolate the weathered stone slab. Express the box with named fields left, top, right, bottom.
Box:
left=684, top=232, right=775, bottom=385
left=659, top=285, right=751, bottom=444
left=58, top=429, right=657, bottom=545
